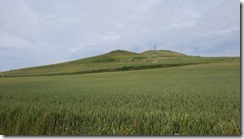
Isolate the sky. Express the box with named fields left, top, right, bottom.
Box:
left=0, top=0, right=240, bottom=71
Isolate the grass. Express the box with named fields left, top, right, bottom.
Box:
left=0, top=49, right=239, bottom=77
left=0, top=60, right=240, bottom=135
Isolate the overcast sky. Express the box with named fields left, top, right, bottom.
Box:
left=0, top=0, right=240, bottom=71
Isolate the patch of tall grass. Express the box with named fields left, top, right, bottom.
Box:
left=0, top=61, right=240, bottom=135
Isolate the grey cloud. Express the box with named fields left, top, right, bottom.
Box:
left=0, top=0, right=240, bottom=71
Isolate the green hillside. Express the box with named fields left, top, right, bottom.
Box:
left=0, top=49, right=239, bottom=77
left=142, top=50, right=187, bottom=57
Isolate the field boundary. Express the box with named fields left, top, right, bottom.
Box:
left=0, top=63, right=199, bottom=78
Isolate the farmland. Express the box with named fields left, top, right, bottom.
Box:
left=0, top=58, right=240, bottom=135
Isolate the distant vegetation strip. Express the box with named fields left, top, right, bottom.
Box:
left=0, top=63, right=198, bottom=77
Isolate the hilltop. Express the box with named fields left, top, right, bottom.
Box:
left=0, top=49, right=239, bottom=77
left=142, top=50, right=186, bottom=57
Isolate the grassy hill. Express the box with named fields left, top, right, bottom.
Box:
left=141, top=50, right=187, bottom=57
left=0, top=49, right=239, bottom=77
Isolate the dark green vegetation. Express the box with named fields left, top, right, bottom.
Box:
left=0, top=50, right=239, bottom=77
left=0, top=56, right=240, bottom=135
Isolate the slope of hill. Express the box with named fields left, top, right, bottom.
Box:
left=0, top=49, right=239, bottom=77
left=142, top=50, right=187, bottom=57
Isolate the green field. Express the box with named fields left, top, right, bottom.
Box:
left=0, top=57, right=240, bottom=135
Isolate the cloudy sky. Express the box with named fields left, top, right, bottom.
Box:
left=0, top=0, right=240, bottom=71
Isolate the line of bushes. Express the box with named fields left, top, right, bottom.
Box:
left=0, top=63, right=197, bottom=78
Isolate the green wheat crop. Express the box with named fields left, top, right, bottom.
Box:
left=0, top=61, right=240, bottom=135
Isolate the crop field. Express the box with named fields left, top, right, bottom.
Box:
left=0, top=60, right=240, bottom=135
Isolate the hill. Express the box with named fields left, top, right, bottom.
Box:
left=0, top=49, right=239, bottom=77
left=142, top=50, right=186, bottom=57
